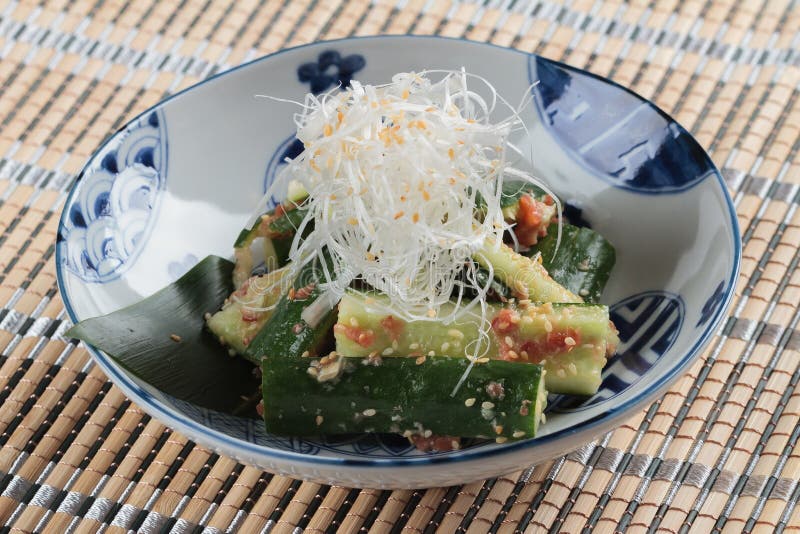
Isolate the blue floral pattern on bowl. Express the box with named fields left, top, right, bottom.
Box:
left=57, top=110, right=168, bottom=283
left=298, top=49, right=366, bottom=94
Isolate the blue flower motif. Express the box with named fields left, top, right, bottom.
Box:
left=297, top=50, right=366, bottom=94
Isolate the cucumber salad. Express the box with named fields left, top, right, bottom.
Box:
left=70, top=71, right=619, bottom=452
left=210, top=71, right=619, bottom=450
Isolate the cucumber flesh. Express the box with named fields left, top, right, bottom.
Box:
left=244, top=259, right=337, bottom=365
left=335, top=292, right=617, bottom=395
left=206, top=268, right=291, bottom=356
left=475, top=239, right=582, bottom=303
left=286, top=180, right=308, bottom=204
left=262, top=353, right=546, bottom=440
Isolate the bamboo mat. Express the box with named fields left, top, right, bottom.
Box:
left=0, top=0, right=798, bottom=531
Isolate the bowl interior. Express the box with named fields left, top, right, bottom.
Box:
left=56, top=37, right=739, bottom=465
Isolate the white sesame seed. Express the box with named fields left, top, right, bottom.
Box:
left=495, top=436, right=508, bottom=444
left=363, top=408, right=377, bottom=417
left=482, top=401, right=495, bottom=410
left=464, top=398, right=476, bottom=407
left=564, top=336, right=576, bottom=346
left=427, top=350, right=435, bottom=357
left=409, top=343, right=420, bottom=350
left=423, top=429, right=433, bottom=438
left=382, top=347, right=395, bottom=356
left=316, top=415, right=324, bottom=426
left=448, top=329, right=464, bottom=340
left=504, top=336, right=514, bottom=346
left=512, top=430, right=526, bottom=438
left=440, top=342, right=450, bottom=352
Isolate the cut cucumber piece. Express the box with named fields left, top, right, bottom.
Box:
left=456, top=265, right=512, bottom=301
left=232, top=202, right=310, bottom=287
left=206, top=268, right=291, bottom=356
left=244, top=260, right=337, bottom=365
left=286, top=180, right=308, bottom=204
left=475, top=239, right=582, bottom=303
left=335, top=292, right=617, bottom=395
left=528, top=223, right=616, bottom=303
left=262, top=353, right=546, bottom=440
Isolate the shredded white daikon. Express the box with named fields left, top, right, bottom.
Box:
left=265, top=71, right=551, bottom=315
left=257, top=70, right=556, bottom=391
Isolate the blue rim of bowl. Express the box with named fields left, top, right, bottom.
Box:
left=56, top=35, right=742, bottom=469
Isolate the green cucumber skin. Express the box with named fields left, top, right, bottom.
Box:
left=475, top=240, right=582, bottom=303
left=501, top=181, right=546, bottom=208
left=466, top=267, right=512, bottom=300
left=262, top=355, right=545, bottom=439
left=335, top=292, right=615, bottom=395
left=529, top=223, right=616, bottom=303
left=244, top=262, right=337, bottom=365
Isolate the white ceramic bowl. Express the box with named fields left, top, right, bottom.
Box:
left=56, top=36, right=740, bottom=489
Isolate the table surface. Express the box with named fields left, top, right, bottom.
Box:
left=0, top=0, right=799, bottom=532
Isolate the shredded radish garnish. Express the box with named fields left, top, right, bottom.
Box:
left=265, top=71, right=552, bottom=314
left=258, top=70, right=558, bottom=391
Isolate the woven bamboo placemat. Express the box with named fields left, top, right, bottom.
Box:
left=0, top=0, right=798, bottom=531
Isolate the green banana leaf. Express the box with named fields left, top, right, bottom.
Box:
left=66, top=255, right=260, bottom=415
